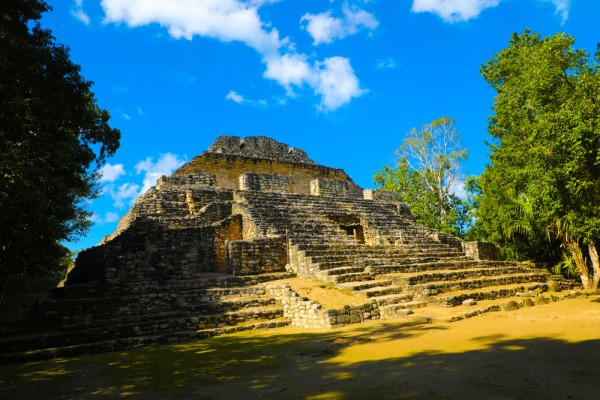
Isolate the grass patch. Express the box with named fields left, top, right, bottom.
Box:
left=275, top=277, right=368, bottom=309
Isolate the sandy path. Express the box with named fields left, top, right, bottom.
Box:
left=1, top=296, right=599, bottom=399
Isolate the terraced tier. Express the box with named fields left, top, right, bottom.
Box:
left=283, top=233, right=570, bottom=322
left=0, top=273, right=293, bottom=363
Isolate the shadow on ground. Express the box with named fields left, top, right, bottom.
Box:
left=0, top=318, right=599, bottom=400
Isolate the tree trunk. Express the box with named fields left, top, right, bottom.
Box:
left=566, top=239, right=593, bottom=290
left=587, top=243, right=600, bottom=289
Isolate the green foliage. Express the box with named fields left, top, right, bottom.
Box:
left=477, top=30, right=600, bottom=283
left=0, top=1, right=120, bottom=280
left=374, top=117, right=471, bottom=237
left=552, top=250, right=579, bottom=279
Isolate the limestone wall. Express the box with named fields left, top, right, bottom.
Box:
left=463, top=241, right=501, bottom=261
left=156, top=173, right=216, bottom=189
left=226, top=236, right=287, bottom=275
left=310, top=178, right=363, bottom=198
left=103, top=187, right=234, bottom=243
left=68, top=215, right=243, bottom=285
left=239, top=173, right=290, bottom=194
left=207, top=135, right=316, bottom=165
left=363, top=189, right=402, bottom=202
left=174, top=153, right=358, bottom=195
left=266, top=283, right=381, bottom=328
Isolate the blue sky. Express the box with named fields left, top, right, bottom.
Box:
left=42, top=0, right=598, bottom=251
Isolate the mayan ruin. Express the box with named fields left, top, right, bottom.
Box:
left=0, top=136, right=582, bottom=363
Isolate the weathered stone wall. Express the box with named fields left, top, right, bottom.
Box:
left=226, top=236, right=287, bottom=275
left=287, top=243, right=317, bottom=277
left=266, top=284, right=381, bottom=328
left=207, top=135, right=316, bottom=165
left=363, top=189, right=402, bottom=202
left=214, top=215, right=243, bottom=273
left=104, top=187, right=234, bottom=243
left=174, top=153, right=357, bottom=195
left=239, top=173, right=290, bottom=194
left=156, top=173, right=216, bottom=189
left=265, top=283, right=327, bottom=328
left=463, top=241, right=501, bottom=261
left=363, top=189, right=414, bottom=219
left=310, top=178, right=363, bottom=199
left=324, top=302, right=380, bottom=326
left=231, top=200, right=262, bottom=239
left=67, top=215, right=243, bottom=285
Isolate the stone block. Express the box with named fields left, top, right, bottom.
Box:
left=463, top=241, right=501, bottom=261
left=502, top=301, right=520, bottom=311
left=462, top=299, right=477, bottom=306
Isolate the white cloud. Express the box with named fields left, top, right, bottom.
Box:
left=314, top=57, right=366, bottom=111
left=99, top=163, right=126, bottom=182
left=71, top=0, right=91, bottom=25
left=411, top=0, right=501, bottom=22
left=135, top=153, right=186, bottom=194
left=225, top=90, right=246, bottom=104
left=301, top=5, right=379, bottom=45
left=263, top=54, right=365, bottom=111
left=100, top=0, right=366, bottom=110
left=89, top=212, right=102, bottom=224
left=545, top=0, right=570, bottom=24
left=101, top=0, right=282, bottom=55
left=225, top=91, right=268, bottom=107
left=411, top=0, right=571, bottom=23
left=263, top=53, right=313, bottom=93
left=110, top=182, right=141, bottom=209
left=104, top=211, right=120, bottom=223
left=89, top=211, right=121, bottom=225
left=100, top=153, right=185, bottom=209
left=376, top=57, right=399, bottom=69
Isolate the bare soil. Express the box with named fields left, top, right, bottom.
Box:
left=1, top=295, right=600, bottom=400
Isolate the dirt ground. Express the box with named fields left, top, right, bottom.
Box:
left=1, top=295, right=600, bottom=400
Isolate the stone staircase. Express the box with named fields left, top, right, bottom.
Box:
left=0, top=273, right=293, bottom=363
left=291, top=240, right=576, bottom=320
left=235, top=190, right=576, bottom=321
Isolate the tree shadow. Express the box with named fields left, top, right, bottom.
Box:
left=1, top=320, right=599, bottom=400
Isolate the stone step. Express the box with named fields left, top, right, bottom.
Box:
left=442, top=291, right=586, bottom=322
left=196, top=317, right=291, bottom=335
left=433, top=282, right=550, bottom=307
left=330, top=272, right=375, bottom=284
left=322, top=266, right=366, bottom=276
left=0, top=305, right=285, bottom=355
left=37, top=285, right=278, bottom=323
left=365, top=255, right=470, bottom=268
left=379, top=301, right=428, bottom=319
left=359, top=285, right=404, bottom=298
left=0, top=318, right=292, bottom=364
left=312, top=260, right=355, bottom=270
left=51, top=273, right=296, bottom=300
left=371, top=293, right=415, bottom=306
left=368, top=260, right=482, bottom=274
left=196, top=306, right=285, bottom=329
left=305, top=251, right=463, bottom=266
left=386, top=266, right=534, bottom=287
left=338, top=279, right=393, bottom=292
left=300, top=244, right=460, bottom=257
left=410, top=273, right=550, bottom=296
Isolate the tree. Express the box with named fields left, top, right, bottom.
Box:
left=478, top=30, right=600, bottom=289
left=0, top=1, right=120, bottom=289
left=374, top=117, right=470, bottom=237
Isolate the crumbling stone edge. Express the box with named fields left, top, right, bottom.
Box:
left=265, top=283, right=380, bottom=328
